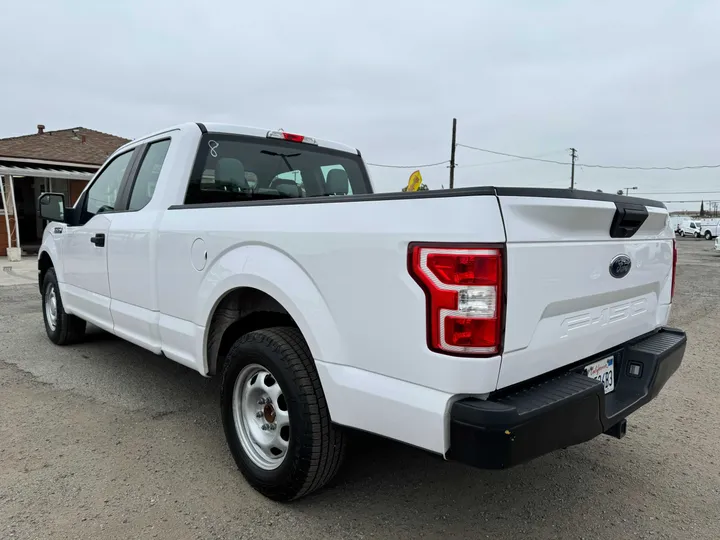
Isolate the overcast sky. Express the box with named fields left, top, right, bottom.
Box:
left=1, top=0, right=718, bottom=210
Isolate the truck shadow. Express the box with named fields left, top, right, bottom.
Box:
left=38, top=326, right=677, bottom=539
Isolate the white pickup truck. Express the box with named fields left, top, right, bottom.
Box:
left=37, top=122, right=686, bottom=501
left=699, top=220, right=720, bottom=240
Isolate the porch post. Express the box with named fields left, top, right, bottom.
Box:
left=9, top=175, right=20, bottom=252
left=0, top=175, right=13, bottom=254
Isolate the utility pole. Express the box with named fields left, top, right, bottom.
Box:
left=622, top=186, right=638, bottom=196
left=569, top=148, right=577, bottom=189
left=449, top=118, right=457, bottom=189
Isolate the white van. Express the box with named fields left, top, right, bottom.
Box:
left=678, top=220, right=701, bottom=237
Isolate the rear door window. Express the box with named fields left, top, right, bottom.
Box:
left=128, top=139, right=171, bottom=211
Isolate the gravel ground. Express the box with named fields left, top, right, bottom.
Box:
left=1, top=238, right=719, bottom=539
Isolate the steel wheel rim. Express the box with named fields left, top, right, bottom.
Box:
left=45, top=283, right=58, bottom=332
left=232, top=363, right=290, bottom=470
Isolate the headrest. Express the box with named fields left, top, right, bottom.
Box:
left=275, top=184, right=300, bottom=198
left=270, top=178, right=298, bottom=189
left=326, top=169, right=349, bottom=195
left=215, top=158, right=248, bottom=188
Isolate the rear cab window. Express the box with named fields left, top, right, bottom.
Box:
left=183, top=133, right=371, bottom=204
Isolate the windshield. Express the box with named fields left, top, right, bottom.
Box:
left=184, top=133, right=371, bottom=204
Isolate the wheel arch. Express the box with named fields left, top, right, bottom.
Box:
left=37, top=250, right=55, bottom=294
left=197, top=244, right=346, bottom=385
left=205, top=287, right=298, bottom=376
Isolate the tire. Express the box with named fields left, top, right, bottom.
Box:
left=42, top=268, right=86, bottom=345
left=221, top=327, right=346, bottom=501
left=705, top=231, right=713, bottom=240
left=680, top=231, right=685, bottom=237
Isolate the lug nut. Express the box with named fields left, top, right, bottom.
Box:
left=261, top=424, right=269, bottom=431
left=257, top=398, right=266, bottom=405
left=269, top=424, right=276, bottom=431
left=256, top=411, right=263, bottom=418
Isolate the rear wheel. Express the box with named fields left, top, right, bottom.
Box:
left=221, top=327, right=346, bottom=501
left=705, top=231, right=713, bottom=240
left=680, top=231, right=685, bottom=237
left=42, top=268, right=86, bottom=345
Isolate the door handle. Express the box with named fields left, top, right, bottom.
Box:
left=90, top=233, right=106, bottom=247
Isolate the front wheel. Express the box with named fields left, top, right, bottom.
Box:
left=42, top=268, right=86, bottom=345
left=221, top=327, right=346, bottom=501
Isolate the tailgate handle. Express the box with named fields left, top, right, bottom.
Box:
left=609, top=202, right=648, bottom=238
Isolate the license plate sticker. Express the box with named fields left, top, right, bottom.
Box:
left=584, top=356, right=615, bottom=394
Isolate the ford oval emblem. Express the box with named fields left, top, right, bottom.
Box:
left=609, top=255, right=632, bottom=279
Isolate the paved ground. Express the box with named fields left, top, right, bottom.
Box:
left=0, top=256, right=37, bottom=287
left=1, top=238, right=719, bottom=539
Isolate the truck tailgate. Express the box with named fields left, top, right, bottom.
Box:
left=496, top=192, right=674, bottom=389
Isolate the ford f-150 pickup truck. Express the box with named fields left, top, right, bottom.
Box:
left=37, top=122, right=686, bottom=501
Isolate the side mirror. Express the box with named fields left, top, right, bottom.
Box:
left=38, top=192, right=66, bottom=222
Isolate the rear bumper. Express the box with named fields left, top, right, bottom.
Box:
left=447, top=327, right=686, bottom=469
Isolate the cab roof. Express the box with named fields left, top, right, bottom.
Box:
left=116, top=122, right=359, bottom=156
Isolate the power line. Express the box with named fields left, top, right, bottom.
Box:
left=457, top=144, right=570, bottom=165
left=637, top=190, right=720, bottom=195
left=365, top=145, right=720, bottom=173
left=659, top=200, right=715, bottom=204
left=457, top=143, right=720, bottom=171
left=580, top=163, right=720, bottom=171
left=459, top=150, right=567, bottom=167
left=365, top=159, right=449, bottom=169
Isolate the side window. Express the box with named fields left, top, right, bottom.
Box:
left=86, top=151, right=133, bottom=216
left=128, top=140, right=171, bottom=211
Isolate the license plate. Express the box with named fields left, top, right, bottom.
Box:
left=584, top=356, right=615, bottom=394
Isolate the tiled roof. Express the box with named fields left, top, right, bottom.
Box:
left=0, top=127, right=131, bottom=166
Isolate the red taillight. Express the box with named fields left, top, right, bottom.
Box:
left=409, top=245, right=504, bottom=356
left=283, top=133, right=305, bottom=143
left=266, top=130, right=318, bottom=145
left=671, top=238, right=677, bottom=300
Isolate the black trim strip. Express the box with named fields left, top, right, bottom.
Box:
left=169, top=186, right=497, bottom=210
left=117, top=138, right=172, bottom=212
left=168, top=185, right=665, bottom=211
left=115, top=144, right=147, bottom=211
left=494, top=187, right=666, bottom=209
left=196, top=122, right=207, bottom=134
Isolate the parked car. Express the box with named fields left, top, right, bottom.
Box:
left=678, top=220, right=702, bottom=237
left=36, top=122, right=686, bottom=501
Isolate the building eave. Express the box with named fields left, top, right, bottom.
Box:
left=0, top=155, right=101, bottom=169
left=0, top=164, right=94, bottom=181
